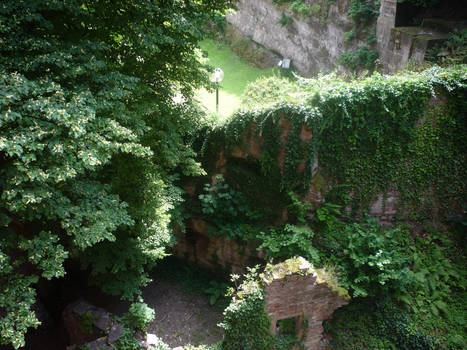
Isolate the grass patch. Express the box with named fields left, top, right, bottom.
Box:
left=197, top=39, right=277, bottom=119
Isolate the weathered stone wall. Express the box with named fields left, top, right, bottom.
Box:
left=173, top=86, right=462, bottom=274
left=223, top=24, right=283, bottom=69
left=264, top=258, right=349, bottom=349
left=214, top=117, right=401, bottom=223
left=172, top=218, right=264, bottom=274
left=226, top=0, right=363, bottom=76
left=382, top=26, right=450, bottom=71
left=173, top=116, right=404, bottom=272
left=376, top=0, right=397, bottom=66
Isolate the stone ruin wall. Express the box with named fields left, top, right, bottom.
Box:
left=263, top=258, right=350, bottom=349
left=173, top=218, right=264, bottom=274
left=173, top=115, right=400, bottom=273
left=376, top=0, right=452, bottom=71
left=376, top=0, right=397, bottom=65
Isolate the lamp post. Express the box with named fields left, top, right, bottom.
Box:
left=211, top=68, right=224, bottom=113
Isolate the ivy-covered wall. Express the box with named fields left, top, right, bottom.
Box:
left=176, top=65, right=467, bottom=349
left=175, top=65, right=466, bottom=272
left=198, top=66, right=466, bottom=224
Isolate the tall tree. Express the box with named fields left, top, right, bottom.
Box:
left=0, top=0, right=234, bottom=347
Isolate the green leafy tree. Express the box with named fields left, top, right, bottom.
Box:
left=0, top=0, right=235, bottom=347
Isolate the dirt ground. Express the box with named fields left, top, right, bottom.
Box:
left=86, top=278, right=225, bottom=348
left=143, top=280, right=224, bottom=347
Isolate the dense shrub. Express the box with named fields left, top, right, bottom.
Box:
left=348, top=0, right=379, bottom=25
left=338, top=45, right=379, bottom=70
left=198, top=174, right=260, bottom=239
left=122, top=302, right=155, bottom=332
left=257, top=224, right=319, bottom=262
left=221, top=268, right=276, bottom=350
left=324, top=298, right=434, bottom=349
left=114, top=302, right=169, bottom=350
left=316, top=212, right=412, bottom=297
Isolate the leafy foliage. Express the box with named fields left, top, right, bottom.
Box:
left=402, top=231, right=467, bottom=348
left=279, top=12, right=293, bottom=26
left=204, top=280, right=231, bottom=306
left=339, top=0, right=379, bottom=72
left=220, top=267, right=276, bottom=350
left=123, top=302, right=155, bottom=332
left=114, top=326, right=171, bottom=350
left=325, top=228, right=467, bottom=349
left=324, top=297, right=435, bottom=350
left=273, top=0, right=332, bottom=23
left=348, top=0, right=379, bottom=25
left=114, top=301, right=171, bottom=350
left=113, top=328, right=144, bottom=350
left=199, top=174, right=260, bottom=239
left=316, top=210, right=412, bottom=297
left=80, top=312, right=97, bottom=335
left=0, top=0, right=234, bottom=347
left=257, top=224, right=319, bottom=262
left=338, top=45, right=379, bottom=71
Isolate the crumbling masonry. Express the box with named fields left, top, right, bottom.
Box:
left=263, top=258, right=350, bottom=349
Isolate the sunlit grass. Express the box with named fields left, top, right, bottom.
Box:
left=196, top=39, right=277, bottom=119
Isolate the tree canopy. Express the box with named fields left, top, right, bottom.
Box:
left=0, top=0, right=235, bottom=347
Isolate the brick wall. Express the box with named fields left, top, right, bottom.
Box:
left=263, top=258, right=349, bottom=350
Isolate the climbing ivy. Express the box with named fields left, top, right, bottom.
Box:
left=220, top=266, right=276, bottom=350
left=200, top=65, right=466, bottom=219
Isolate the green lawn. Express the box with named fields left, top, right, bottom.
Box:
left=196, top=39, right=276, bottom=119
